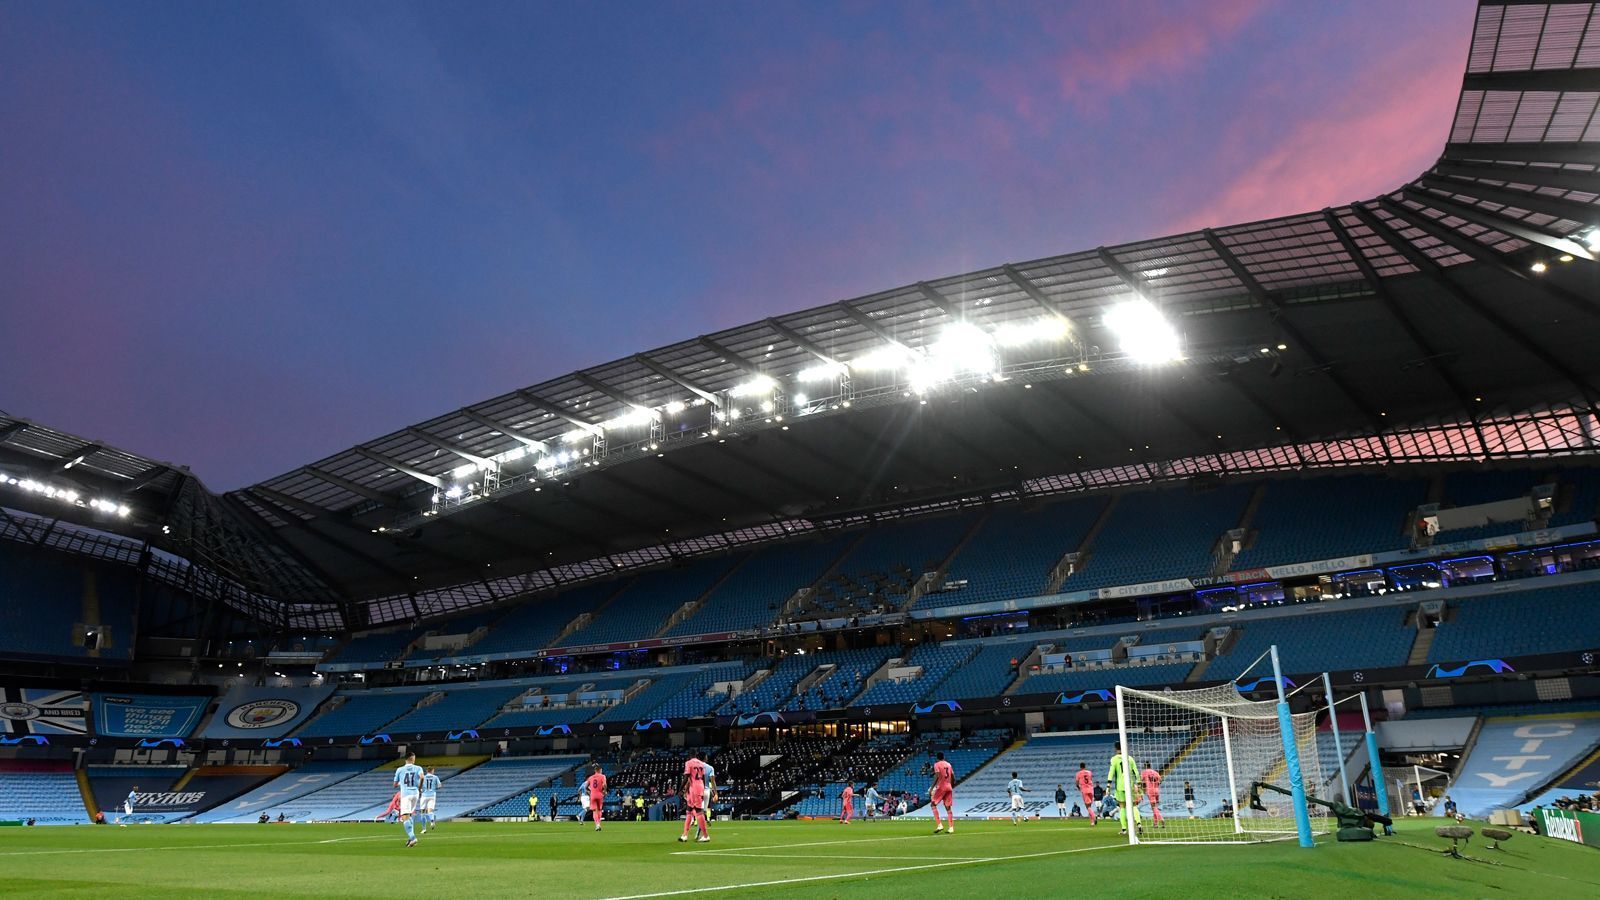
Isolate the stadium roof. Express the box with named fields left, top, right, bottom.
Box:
left=6, top=0, right=1600, bottom=629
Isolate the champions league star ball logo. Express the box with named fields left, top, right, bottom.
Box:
left=224, top=699, right=301, bottom=730
left=0, top=701, right=41, bottom=722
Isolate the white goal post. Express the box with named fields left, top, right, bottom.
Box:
left=1113, top=648, right=1326, bottom=846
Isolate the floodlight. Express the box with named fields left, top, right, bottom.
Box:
left=1584, top=229, right=1600, bottom=251
left=445, top=486, right=462, bottom=499
left=993, top=316, right=1072, bottom=348
left=662, top=400, right=687, bottom=415
left=562, top=429, right=590, bottom=444
left=797, top=362, right=848, bottom=383
left=793, top=393, right=807, bottom=405
left=729, top=375, right=778, bottom=398
left=1103, top=297, right=1181, bottom=363
left=1530, top=261, right=1548, bottom=274
left=851, top=345, right=914, bottom=372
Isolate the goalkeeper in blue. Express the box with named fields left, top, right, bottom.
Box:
left=419, top=766, right=441, bottom=834
left=1006, top=773, right=1031, bottom=824
left=394, top=752, right=424, bottom=847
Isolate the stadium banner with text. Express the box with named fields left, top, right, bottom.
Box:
left=92, top=692, right=210, bottom=738
left=202, top=683, right=336, bottom=739
left=1536, top=806, right=1600, bottom=849
left=0, top=685, right=88, bottom=736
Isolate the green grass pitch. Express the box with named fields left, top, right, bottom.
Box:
left=3, top=817, right=1595, bottom=897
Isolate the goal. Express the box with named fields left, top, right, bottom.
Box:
left=1113, top=680, right=1328, bottom=845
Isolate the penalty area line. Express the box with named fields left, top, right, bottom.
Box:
left=601, top=842, right=1129, bottom=899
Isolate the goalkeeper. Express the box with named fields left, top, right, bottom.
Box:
left=1106, top=742, right=1142, bottom=835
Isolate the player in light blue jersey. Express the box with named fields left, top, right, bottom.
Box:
left=1006, top=772, right=1031, bottom=825
left=394, top=752, right=425, bottom=847
left=419, top=767, right=441, bottom=834
left=864, top=783, right=884, bottom=819
left=119, top=786, right=138, bottom=826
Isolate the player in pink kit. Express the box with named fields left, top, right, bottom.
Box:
left=840, top=783, right=854, bottom=824
left=1140, top=762, right=1164, bottom=826
left=586, top=764, right=608, bottom=831
left=1075, top=762, right=1097, bottom=825
left=679, top=752, right=710, bottom=843
left=930, top=751, right=955, bottom=834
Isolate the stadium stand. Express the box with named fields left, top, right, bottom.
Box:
left=276, top=758, right=479, bottom=821
left=189, top=760, right=376, bottom=823
left=1231, top=476, right=1426, bottom=571
left=930, top=498, right=1106, bottom=608
left=430, top=755, right=587, bottom=819
left=852, top=643, right=978, bottom=706
left=934, top=641, right=1027, bottom=700
left=590, top=662, right=749, bottom=722
left=1206, top=603, right=1416, bottom=680
left=562, top=558, right=737, bottom=646
left=323, top=630, right=415, bottom=667
left=881, top=732, right=1007, bottom=805
left=0, top=760, right=87, bottom=825
left=295, top=691, right=420, bottom=738
left=1551, top=469, right=1600, bottom=528
left=0, top=546, right=137, bottom=660
left=383, top=684, right=527, bottom=733
left=944, top=733, right=1121, bottom=816
left=470, top=581, right=625, bottom=655
left=1444, top=713, right=1600, bottom=817
left=1015, top=662, right=1196, bottom=695
left=1058, top=485, right=1253, bottom=592
left=720, top=646, right=895, bottom=714
left=668, top=535, right=856, bottom=636
left=1427, top=582, right=1600, bottom=661
left=804, top=515, right=972, bottom=618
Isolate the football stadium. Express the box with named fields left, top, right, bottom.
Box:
left=3, top=1, right=1600, bottom=896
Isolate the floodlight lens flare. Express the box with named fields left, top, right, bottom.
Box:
left=1103, top=298, right=1181, bottom=363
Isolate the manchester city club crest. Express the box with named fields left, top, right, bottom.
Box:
left=224, top=699, right=301, bottom=730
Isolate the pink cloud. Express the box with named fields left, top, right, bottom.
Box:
left=1162, top=35, right=1466, bottom=233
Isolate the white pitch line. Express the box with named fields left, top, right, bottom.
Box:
left=683, top=828, right=1021, bottom=854
left=598, top=842, right=1129, bottom=899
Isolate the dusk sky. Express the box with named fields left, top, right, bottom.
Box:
left=1, top=0, right=1474, bottom=490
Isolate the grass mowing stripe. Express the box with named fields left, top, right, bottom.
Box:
left=601, top=842, right=1129, bottom=899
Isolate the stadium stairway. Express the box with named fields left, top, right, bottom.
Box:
left=432, top=755, right=588, bottom=819
left=1443, top=712, right=1600, bottom=818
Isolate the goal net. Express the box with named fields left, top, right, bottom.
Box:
left=1114, top=682, right=1328, bottom=844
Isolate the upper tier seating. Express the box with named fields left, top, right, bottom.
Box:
left=1059, top=485, right=1252, bottom=592
left=1016, top=661, right=1196, bottom=695
left=1206, top=604, right=1416, bottom=680
left=1550, top=468, right=1600, bottom=527
left=296, top=692, right=419, bottom=738
left=324, top=630, right=415, bottom=667
left=1433, top=470, right=1542, bottom=542
left=936, top=641, right=1027, bottom=699
left=1232, top=475, right=1426, bottom=571
left=1428, top=581, right=1600, bottom=661
left=564, top=557, right=737, bottom=646
left=0, top=762, right=86, bottom=824
left=720, top=646, right=896, bottom=714
left=931, top=498, right=1106, bottom=609
left=667, top=534, right=856, bottom=636
left=851, top=643, right=978, bottom=706
left=383, top=685, right=526, bottom=733
left=470, top=581, right=625, bottom=656
left=807, top=515, right=973, bottom=618
left=591, top=662, right=749, bottom=722
left=0, top=547, right=137, bottom=660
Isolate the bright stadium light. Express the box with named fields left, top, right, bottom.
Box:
left=1584, top=229, right=1600, bottom=251
left=444, top=486, right=463, bottom=499
left=993, top=316, right=1072, bottom=348
left=561, top=429, right=590, bottom=444
left=662, top=399, right=687, bottom=415
left=1104, top=297, right=1181, bottom=363
left=851, top=345, right=914, bottom=373
left=729, top=375, right=778, bottom=398
left=602, top=406, right=655, bottom=430
left=797, top=361, right=848, bottom=383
